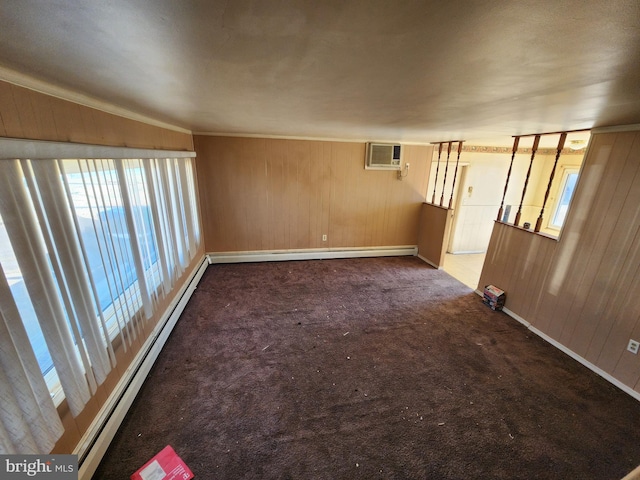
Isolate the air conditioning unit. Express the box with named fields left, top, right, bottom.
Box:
left=365, top=143, right=402, bottom=170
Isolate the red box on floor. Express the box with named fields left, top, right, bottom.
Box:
left=131, top=445, right=194, bottom=480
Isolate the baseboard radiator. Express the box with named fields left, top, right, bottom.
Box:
left=77, top=257, right=209, bottom=480
left=207, top=246, right=418, bottom=264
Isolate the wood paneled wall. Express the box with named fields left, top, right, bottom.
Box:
left=0, top=80, right=193, bottom=150
left=479, top=222, right=558, bottom=319
left=479, top=128, right=640, bottom=394
left=194, top=135, right=432, bottom=253
left=417, top=203, right=452, bottom=268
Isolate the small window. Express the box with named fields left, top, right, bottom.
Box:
left=550, top=169, right=579, bottom=229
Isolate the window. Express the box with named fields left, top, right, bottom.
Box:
left=62, top=159, right=167, bottom=344
left=0, top=145, right=200, bottom=415
left=549, top=169, right=579, bottom=230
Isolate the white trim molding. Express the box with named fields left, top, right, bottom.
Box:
left=417, top=254, right=441, bottom=269
left=528, top=325, right=640, bottom=403
left=502, top=306, right=532, bottom=328
left=192, top=131, right=438, bottom=146
left=208, top=246, right=418, bottom=264
left=473, top=291, right=640, bottom=403
left=77, top=256, right=209, bottom=480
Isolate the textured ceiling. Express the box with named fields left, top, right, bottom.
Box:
left=1, top=0, right=639, bottom=146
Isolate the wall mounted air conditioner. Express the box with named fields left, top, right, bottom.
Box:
left=365, top=143, right=402, bottom=170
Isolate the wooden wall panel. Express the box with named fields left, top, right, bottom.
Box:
left=479, top=128, right=640, bottom=395
left=562, top=136, right=640, bottom=353
left=517, top=233, right=556, bottom=320
left=417, top=203, right=452, bottom=268
left=0, top=80, right=193, bottom=151
left=542, top=134, right=636, bottom=342
left=478, top=222, right=558, bottom=319
left=194, top=135, right=433, bottom=253
left=0, top=82, right=24, bottom=137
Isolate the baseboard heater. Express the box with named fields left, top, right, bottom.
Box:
left=77, top=256, right=209, bottom=480
left=207, top=246, right=418, bottom=264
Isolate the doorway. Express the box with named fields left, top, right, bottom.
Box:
left=426, top=162, right=487, bottom=290
left=442, top=253, right=486, bottom=290
left=442, top=164, right=487, bottom=289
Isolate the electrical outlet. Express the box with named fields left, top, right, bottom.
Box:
left=322, top=234, right=327, bottom=242
left=627, top=339, right=639, bottom=355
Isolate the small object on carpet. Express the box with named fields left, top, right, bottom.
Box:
left=483, top=284, right=506, bottom=310
left=130, top=445, right=193, bottom=480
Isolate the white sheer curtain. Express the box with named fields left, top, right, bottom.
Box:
left=0, top=265, right=64, bottom=454
left=0, top=160, right=91, bottom=416
left=0, top=151, right=201, bottom=454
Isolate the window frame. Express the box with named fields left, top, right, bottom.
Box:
left=547, top=167, right=580, bottom=232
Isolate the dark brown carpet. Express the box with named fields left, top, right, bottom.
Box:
left=94, top=256, right=640, bottom=479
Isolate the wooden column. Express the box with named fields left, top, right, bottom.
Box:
left=497, top=136, right=519, bottom=222
left=431, top=143, right=443, bottom=204
left=535, top=133, right=567, bottom=232
left=448, top=141, right=464, bottom=209
left=439, top=142, right=452, bottom=207
left=514, top=135, right=540, bottom=227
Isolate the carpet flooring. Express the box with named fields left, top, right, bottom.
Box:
left=94, top=256, right=640, bottom=479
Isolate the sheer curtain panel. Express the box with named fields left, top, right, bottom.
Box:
left=0, top=266, right=64, bottom=453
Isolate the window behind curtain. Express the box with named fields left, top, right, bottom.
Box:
left=0, top=155, right=201, bottom=408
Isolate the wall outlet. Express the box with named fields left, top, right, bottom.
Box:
left=322, top=234, right=327, bottom=242
left=627, top=339, right=639, bottom=355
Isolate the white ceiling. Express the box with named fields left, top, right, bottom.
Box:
left=1, top=0, right=639, bottom=147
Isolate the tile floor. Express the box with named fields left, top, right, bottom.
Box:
left=442, top=253, right=486, bottom=291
